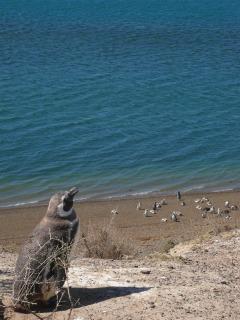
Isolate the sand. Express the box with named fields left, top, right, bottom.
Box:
left=1, top=190, right=240, bottom=319
left=0, top=190, right=240, bottom=254
left=2, top=227, right=240, bottom=319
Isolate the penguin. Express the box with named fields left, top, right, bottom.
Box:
left=209, top=206, right=216, bottom=214
left=160, top=199, right=167, bottom=205
left=12, top=187, right=79, bottom=311
left=224, top=201, right=230, bottom=208
left=152, top=202, right=157, bottom=213
left=171, top=212, right=178, bottom=222
left=111, top=208, right=119, bottom=215
left=156, top=202, right=161, bottom=209
left=144, top=209, right=151, bottom=217
left=201, top=212, right=207, bottom=218
left=177, top=191, right=181, bottom=200
left=136, top=201, right=142, bottom=210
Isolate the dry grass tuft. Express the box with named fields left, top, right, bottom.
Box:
left=212, top=224, right=235, bottom=235
left=161, top=239, right=177, bottom=253
left=0, top=299, right=3, bottom=320
left=11, top=235, right=76, bottom=316
left=82, top=221, right=134, bottom=260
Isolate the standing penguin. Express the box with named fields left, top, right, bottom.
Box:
left=12, top=187, right=79, bottom=311
left=177, top=191, right=181, bottom=200
left=171, top=212, right=178, bottom=222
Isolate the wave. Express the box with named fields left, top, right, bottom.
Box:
left=0, top=200, right=41, bottom=209
left=1, top=184, right=237, bottom=209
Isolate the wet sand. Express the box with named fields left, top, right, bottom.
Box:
left=1, top=190, right=240, bottom=255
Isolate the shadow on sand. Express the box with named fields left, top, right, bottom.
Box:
left=26, top=286, right=151, bottom=313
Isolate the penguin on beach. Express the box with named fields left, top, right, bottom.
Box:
left=177, top=191, right=181, bottom=200
left=171, top=212, right=178, bottom=222
left=12, top=187, right=79, bottom=311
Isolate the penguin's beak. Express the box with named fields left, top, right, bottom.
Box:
left=67, top=187, right=79, bottom=199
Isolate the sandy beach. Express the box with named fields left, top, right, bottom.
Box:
left=1, top=190, right=240, bottom=254
left=1, top=190, right=240, bottom=319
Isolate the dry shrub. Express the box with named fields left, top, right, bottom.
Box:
left=0, top=300, right=3, bottom=320
left=12, top=236, right=74, bottom=313
left=161, top=239, right=177, bottom=253
left=214, top=224, right=234, bottom=235
left=82, top=220, right=134, bottom=260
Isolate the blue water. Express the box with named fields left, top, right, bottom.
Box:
left=1, top=0, right=240, bottom=207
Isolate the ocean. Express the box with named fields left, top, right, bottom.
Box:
left=1, top=0, right=240, bottom=207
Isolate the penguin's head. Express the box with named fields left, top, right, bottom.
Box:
left=47, top=187, right=79, bottom=218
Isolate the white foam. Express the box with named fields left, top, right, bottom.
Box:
left=0, top=185, right=237, bottom=209
left=0, top=200, right=40, bottom=208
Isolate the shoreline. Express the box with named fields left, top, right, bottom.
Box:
left=1, top=187, right=240, bottom=210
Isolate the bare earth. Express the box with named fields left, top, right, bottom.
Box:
left=1, top=191, right=240, bottom=319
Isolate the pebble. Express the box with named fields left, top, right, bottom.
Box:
left=140, top=269, right=151, bottom=275
left=149, top=301, right=156, bottom=308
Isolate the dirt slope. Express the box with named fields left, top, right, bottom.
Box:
left=1, top=230, right=240, bottom=319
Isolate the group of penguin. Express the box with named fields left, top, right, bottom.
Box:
left=194, top=197, right=238, bottom=219
left=136, top=191, right=184, bottom=222
left=136, top=191, right=239, bottom=222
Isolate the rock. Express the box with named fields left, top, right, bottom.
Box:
left=140, top=269, right=151, bottom=275
left=149, top=301, right=156, bottom=308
